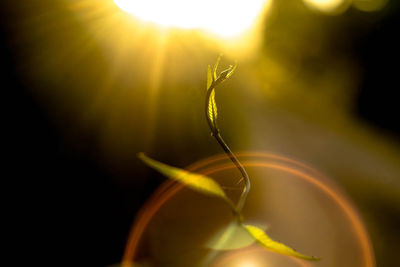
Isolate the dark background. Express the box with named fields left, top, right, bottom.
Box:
left=2, top=0, right=399, bottom=266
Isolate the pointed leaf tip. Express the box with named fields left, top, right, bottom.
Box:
left=138, top=153, right=228, bottom=200
left=226, top=62, right=237, bottom=79
left=216, top=61, right=237, bottom=81
left=244, top=225, right=320, bottom=261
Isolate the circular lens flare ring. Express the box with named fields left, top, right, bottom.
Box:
left=123, top=152, right=375, bottom=267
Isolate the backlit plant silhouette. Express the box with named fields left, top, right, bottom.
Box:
left=138, top=57, right=319, bottom=262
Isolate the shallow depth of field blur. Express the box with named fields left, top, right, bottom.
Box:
left=2, top=0, right=399, bottom=266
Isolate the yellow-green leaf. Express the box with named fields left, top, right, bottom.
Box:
left=206, top=221, right=267, bottom=250
left=218, top=63, right=237, bottom=81
left=225, top=62, right=237, bottom=79
left=138, top=153, right=227, bottom=200
left=207, top=65, right=213, bottom=90
left=207, top=89, right=218, bottom=129
left=244, top=225, right=320, bottom=261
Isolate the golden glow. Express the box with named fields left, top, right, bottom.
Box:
left=123, top=153, right=375, bottom=267
left=303, top=0, right=346, bottom=13
left=114, top=0, right=271, bottom=37
left=353, top=0, right=388, bottom=12
left=237, top=261, right=259, bottom=267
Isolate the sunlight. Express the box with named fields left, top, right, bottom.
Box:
left=114, top=0, right=271, bottom=38
left=353, top=0, right=388, bottom=12
left=303, top=0, right=346, bottom=13
left=237, top=261, right=259, bottom=267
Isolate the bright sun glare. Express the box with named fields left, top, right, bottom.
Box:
left=303, top=0, right=345, bottom=12
left=114, top=0, right=270, bottom=37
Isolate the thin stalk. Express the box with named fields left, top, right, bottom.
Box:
left=213, top=133, right=250, bottom=215
left=205, top=80, right=250, bottom=224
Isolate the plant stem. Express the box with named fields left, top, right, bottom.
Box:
left=205, top=81, right=250, bottom=224
left=214, top=133, right=250, bottom=219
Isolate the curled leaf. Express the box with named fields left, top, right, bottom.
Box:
left=244, top=225, right=320, bottom=261
left=219, top=62, right=237, bottom=80
left=207, top=89, right=218, bottom=130
left=225, top=62, right=237, bottom=79
left=138, top=153, right=227, bottom=200
left=206, top=57, right=237, bottom=133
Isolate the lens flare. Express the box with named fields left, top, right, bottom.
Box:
left=114, top=0, right=271, bottom=37
left=353, top=0, right=388, bottom=12
left=237, top=260, right=260, bottom=267
left=123, top=152, right=375, bottom=267
left=303, top=0, right=347, bottom=13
